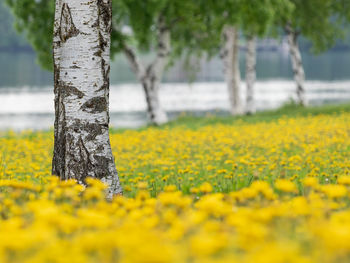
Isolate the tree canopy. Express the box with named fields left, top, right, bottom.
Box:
left=282, top=0, right=348, bottom=52
left=176, top=0, right=294, bottom=59
left=6, top=0, right=206, bottom=71
left=6, top=0, right=54, bottom=69
left=6, top=0, right=350, bottom=70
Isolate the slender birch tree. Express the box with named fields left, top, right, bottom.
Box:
left=216, top=1, right=243, bottom=116
left=221, top=25, right=243, bottom=115
left=239, top=0, right=294, bottom=114
left=284, top=24, right=306, bottom=105
left=193, top=0, right=293, bottom=115
left=280, top=0, right=345, bottom=106
left=52, top=0, right=122, bottom=198
left=245, top=35, right=256, bottom=114
left=111, top=0, right=203, bottom=125
left=112, top=0, right=172, bottom=125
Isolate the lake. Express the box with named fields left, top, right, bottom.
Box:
left=1, top=48, right=350, bottom=130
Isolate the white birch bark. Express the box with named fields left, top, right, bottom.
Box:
left=52, top=0, right=122, bottom=198
left=286, top=28, right=307, bottom=106
left=221, top=25, right=243, bottom=115
left=121, top=15, right=170, bottom=125
left=245, top=35, right=257, bottom=115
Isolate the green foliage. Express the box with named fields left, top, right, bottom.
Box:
left=239, top=0, right=294, bottom=37
left=0, top=1, right=28, bottom=49
left=6, top=0, right=54, bottom=70
left=285, top=0, right=346, bottom=53
left=7, top=0, right=350, bottom=71
left=178, top=0, right=294, bottom=59
left=112, top=0, right=209, bottom=64
left=177, top=0, right=348, bottom=58
left=6, top=0, right=206, bottom=71
left=231, top=0, right=293, bottom=37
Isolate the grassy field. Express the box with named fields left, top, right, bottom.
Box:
left=0, top=103, right=350, bottom=262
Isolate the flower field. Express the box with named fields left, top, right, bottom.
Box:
left=0, top=110, right=350, bottom=262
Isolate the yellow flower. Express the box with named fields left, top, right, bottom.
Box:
left=190, top=232, right=228, bottom=257
left=199, top=182, right=213, bottom=193
left=275, top=179, right=298, bottom=193
left=190, top=187, right=199, bottom=194
left=302, top=177, right=318, bottom=187
left=321, top=184, right=347, bottom=199
left=338, top=176, right=350, bottom=186
left=164, top=185, right=177, bottom=192
left=85, top=177, right=107, bottom=190
left=137, top=181, right=148, bottom=190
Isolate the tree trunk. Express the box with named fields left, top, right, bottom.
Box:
left=141, top=74, right=168, bottom=125
left=221, top=25, right=243, bottom=115
left=52, top=0, right=122, bottom=199
left=245, top=35, right=257, bottom=115
left=122, top=15, right=170, bottom=125
left=286, top=29, right=307, bottom=106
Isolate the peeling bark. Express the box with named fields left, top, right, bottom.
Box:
left=121, top=14, right=170, bottom=125
left=245, top=35, right=257, bottom=115
left=52, top=0, right=122, bottom=199
left=286, top=26, right=307, bottom=106
left=221, top=25, right=243, bottom=115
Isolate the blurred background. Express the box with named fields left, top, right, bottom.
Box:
left=1, top=0, right=350, bottom=130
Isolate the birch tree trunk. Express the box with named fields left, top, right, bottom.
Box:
left=221, top=25, right=243, bottom=115
left=245, top=35, right=257, bottom=115
left=286, top=28, right=307, bottom=106
left=122, top=15, right=170, bottom=125
left=52, top=0, right=122, bottom=198
left=141, top=72, right=168, bottom=125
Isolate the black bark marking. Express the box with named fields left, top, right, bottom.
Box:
left=84, top=123, right=104, bottom=141
left=80, top=97, right=107, bottom=113
left=75, top=136, right=93, bottom=182
left=69, top=120, right=106, bottom=141
left=52, top=56, right=68, bottom=178
left=93, top=155, right=111, bottom=179
left=52, top=64, right=60, bottom=176
left=98, top=31, right=108, bottom=51
left=96, top=58, right=110, bottom=92
left=95, top=0, right=111, bottom=54
left=97, top=0, right=112, bottom=33
left=96, top=145, right=104, bottom=152
left=52, top=82, right=67, bottom=178
left=93, top=50, right=102, bottom=57
left=102, top=63, right=110, bottom=82
left=96, top=83, right=108, bottom=93
left=142, top=79, right=156, bottom=122
left=60, top=3, right=80, bottom=43
left=62, top=84, right=85, bottom=99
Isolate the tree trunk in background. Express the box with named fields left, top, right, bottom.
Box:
left=52, top=0, right=122, bottom=199
left=221, top=25, right=243, bottom=115
left=286, top=28, right=307, bottom=106
left=122, top=15, right=170, bottom=125
left=141, top=74, right=168, bottom=125
left=245, top=35, right=257, bottom=115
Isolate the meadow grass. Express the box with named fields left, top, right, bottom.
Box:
left=1, top=102, right=350, bottom=196
left=0, top=103, right=350, bottom=262
left=162, top=102, right=350, bottom=129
